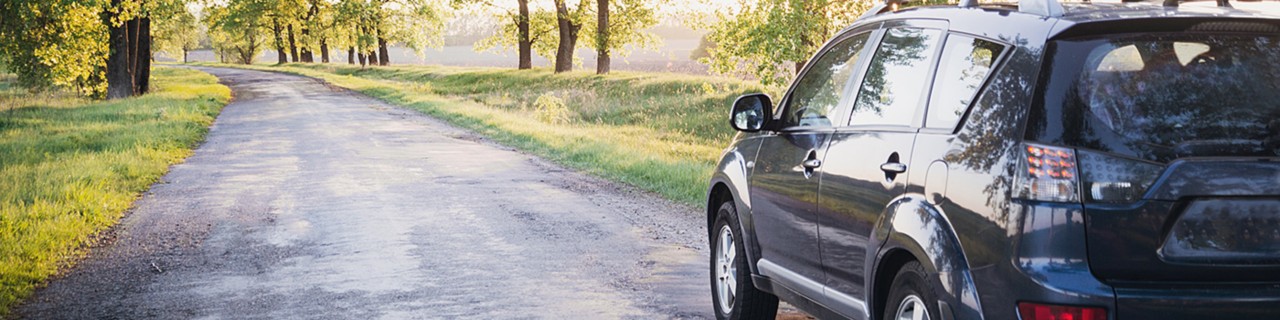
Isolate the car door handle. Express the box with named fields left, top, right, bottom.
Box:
left=803, top=159, right=823, bottom=169
left=880, top=162, right=907, bottom=174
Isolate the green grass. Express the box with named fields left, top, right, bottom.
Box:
left=198, top=63, right=767, bottom=205
left=0, top=67, right=230, bottom=315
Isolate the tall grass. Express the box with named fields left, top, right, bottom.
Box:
left=0, top=68, right=230, bottom=315
left=206, top=63, right=766, bottom=205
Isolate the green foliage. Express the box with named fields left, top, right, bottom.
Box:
left=533, top=93, right=572, bottom=124
left=204, top=0, right=273, bottom=64
left=701, top=0, right=874, bottom=87
left=582, top=0, right=663, bottom=58
left=328, top=0, right=448, bottom=56
left=0, top=0, right=188, bottom=97
left=0, top=67, right=231, bottom=316
left=153, top=5, right=203, bottom=61
left=475, top=9, right=560, bottom=61
left=0, top=1, right=109, bottom=97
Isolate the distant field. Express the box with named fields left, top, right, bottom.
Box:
left=0, top=68, right=230, bottom=315
left=198, top=63, right=766, bottom=205
left=179, top=43, right=710, bottom=75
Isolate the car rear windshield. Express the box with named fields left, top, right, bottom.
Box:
left=1033, top=33, right=1280, bottom=163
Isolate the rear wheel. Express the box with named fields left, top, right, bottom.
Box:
left=883, top=261, right=939, bottom=320
left=711, top=200, right=778, bottom=320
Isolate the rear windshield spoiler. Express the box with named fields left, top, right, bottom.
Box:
left=1050, top=17, right=1280, bottom=40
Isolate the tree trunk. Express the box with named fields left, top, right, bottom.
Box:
left=320, top=38, right=330, bottom=63
left=348, top=47, right=356, bottom=64
left=183, top=49, right=189, bottom=63
left=272, top=19, right=287, bottom=64
left=358, top=52, right=367, bottom=67
left=300, top=27, right=313, bottom=62
left=553, top=0, right=581, bottom=73
left=596, top=0, right=609, bottom=74
left=287, top=24, right=299, bottom=62
left=377, top=37, right=390, bottom=66
left=105, top=5, right=133, bottom=100
left=517, top=0, right=532, bottom=69
left=368, top=50, right=379, bottom=65
left=133, top=17, right=151, bottom=95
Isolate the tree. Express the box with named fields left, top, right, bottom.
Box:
left=584, top=0, right=660, bottom=74
left=452, top=0, right=534, bottom=69
left=332, top=0, right=446, bottom=67
left=473, top=8, right=557, bottom=67
left=265, top=0, right=306, bottom=64
left=153, top=5, right=202, bottom=63
left=0, top=0, right=109, bottom=97
left=595, top=0, right=608, bottom=74
left=204, top=0, right=273, bottom=65
left=103, top=0, right=188, bottom=98
left=473, top=0, right=658, bottom=73
left=701, top=0, right=873, bottom=86
left=0, top=0, right=185, bottom=98
left=552, top=0, right=589, bottom=73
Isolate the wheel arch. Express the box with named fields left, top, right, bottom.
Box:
left=869, top=195, right=985, bottom=320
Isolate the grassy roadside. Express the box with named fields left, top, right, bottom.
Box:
left=0, top=67, right=231, bottom=315
left=197, top=63, right=766, bottom=205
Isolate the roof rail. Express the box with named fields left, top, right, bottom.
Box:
left=857, top=0, right=1062, bottom=20
left=857, top=0, right=1233, bottom=21
left=1125, top=0, right=1232, bottom=7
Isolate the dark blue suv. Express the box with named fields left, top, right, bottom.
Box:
left=706, top=1, right=1280, bottom=319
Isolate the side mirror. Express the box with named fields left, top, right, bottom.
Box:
left=730, top=93, right=773, bottom=132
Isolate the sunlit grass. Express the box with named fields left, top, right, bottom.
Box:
left=200, top=63, right=765, bottom=205
left=0, top=67, right=230, bottom=316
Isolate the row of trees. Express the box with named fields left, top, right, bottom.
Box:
left=200, top=0, right=665, bottom=75
left=202, top=0, right=447, bottom=67
left=465, top=0, right=660, bottom=74
left=0, top=0, right=910, bottom=99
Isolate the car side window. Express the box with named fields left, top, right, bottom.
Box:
left=780, top=32, right=872, bottom=128
left=850, top=27, right=943, bottom=127
left=926, top=34, right=1006, bottom=130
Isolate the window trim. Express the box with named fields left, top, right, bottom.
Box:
left=919, top=31, right=1015, bottom=135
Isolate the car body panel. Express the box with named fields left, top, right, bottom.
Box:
left=708, top=3, right=1280, bottom=320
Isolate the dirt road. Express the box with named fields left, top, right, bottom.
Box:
left=15, top=67, right=714, bottom=319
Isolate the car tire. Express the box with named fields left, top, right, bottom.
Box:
left=711, top=200, right=779, bottom=320
left=883, top=261, right=940, bottom=320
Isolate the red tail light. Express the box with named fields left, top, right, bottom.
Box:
left=1015, top=143, right=1080, bottom=202
left=1017, top=302, right=1107, bottom=320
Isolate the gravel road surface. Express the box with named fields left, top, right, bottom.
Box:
left=14, top=67, right=718, bottom=319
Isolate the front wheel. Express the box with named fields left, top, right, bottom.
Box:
left=883, top=261, right=940, bottom=320
left=711, top=200, right=778, bottom=320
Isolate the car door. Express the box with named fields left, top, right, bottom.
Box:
left=749, top=30, right=877, bottom=291
left=816, top=21, right=947, bottom=317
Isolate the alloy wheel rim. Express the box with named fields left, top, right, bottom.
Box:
left=715, top=225, right=737, bottom=313
left=894, top=294, right=930, bottom=320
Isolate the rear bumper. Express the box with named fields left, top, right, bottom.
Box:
left=1115, top=283, right=1280, bottom=320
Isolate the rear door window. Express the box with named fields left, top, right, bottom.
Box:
left=925, top=34, right=1006, bottom=130
left=850, top=27, right=944, bottom=127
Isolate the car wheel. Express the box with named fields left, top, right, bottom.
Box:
left=883, top=261, right=940, bottom=320
left=711, top=200, right=779, bottom=320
